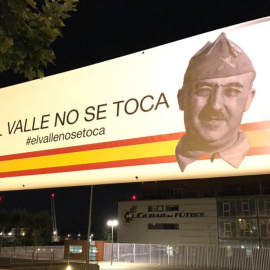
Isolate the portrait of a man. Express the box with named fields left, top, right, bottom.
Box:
left=175, top=33, right=256, bottom=172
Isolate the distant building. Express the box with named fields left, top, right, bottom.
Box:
left=64, top=239, right=109, bottom=261
left=11, top=227, right=27, bottom=237
left=118, top=197, right=218, bottom=246
left=118, top=175, right=270, bottom=249
left=217, top=196, right=270, bottom=249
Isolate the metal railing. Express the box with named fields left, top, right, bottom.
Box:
left=0, top=246, right=64, bottom=262
left=104, top=243, right=270, bottom=270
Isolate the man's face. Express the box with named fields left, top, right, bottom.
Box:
left=180, top=73, right=255, bottom=147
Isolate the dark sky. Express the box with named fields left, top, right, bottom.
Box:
left=0, top=183, right=140, bottom=237
left=0, top=1, right=270, bottom=238
left=1, top=1, right=270, bottom=87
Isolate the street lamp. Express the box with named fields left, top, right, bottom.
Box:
left=107, top=220, right=118, bottom=265
left=89, top=233, right=93, bottom=260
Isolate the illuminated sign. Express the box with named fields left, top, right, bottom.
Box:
left=1, top=17, right=270, bottom=191
left=122, top=206, right=205, bottom=226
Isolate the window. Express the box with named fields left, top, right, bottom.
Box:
left=224, top=223, right=232, bottom=237
left=148, top=223, right=179, bottom=230
left=69, top=245, right=82, bottom=254
left=149, top=206, right=157, bottom=212
left=222, top=221, right=237, bottom=237
left=244, top=223, right=251, bottom=237
left=219, top=219, right=257, bottom=238
left=219, top=239, right=260, bottom=249
left=217, top=200, right=223, bottom=216
left=231, top=221, right=238, bottom=237
left=258, top=198, right=270, bottom=216
left=223, top=202, right=230, bottom=216
left=171, top=187, right=185, bottom=198
left=239, top=219, right=255, bottom=237
left=165, top=205, right=178, bottom=211
left=260, top=219, right=270, bottom=237
left=265, top=199, right=270, bottom=216
left=242, top=200, right=250, bottom=216
left=148, top=205, right=179, bottom=212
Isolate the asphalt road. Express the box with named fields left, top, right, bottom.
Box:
left=98, top=261, right=226, bottom=270
left=0, top=259, right=228, bottom=270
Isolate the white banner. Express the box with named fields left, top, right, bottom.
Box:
left=1, top=17, right=270, bottom=190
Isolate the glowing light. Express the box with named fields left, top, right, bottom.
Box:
left=107, top=220, right=118, bottom=227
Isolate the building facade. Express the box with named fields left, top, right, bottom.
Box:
left=118, top=198, right=218, bottom=246
left=64, top=239, right=109, bottom=261
left=217, top=196, right=270, bottom=249
left=118, top=195, right=270, bottom=249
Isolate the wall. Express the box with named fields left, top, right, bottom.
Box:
left=64, top=240, right=109, bottom=261
left=64, top=240, right=88, bottom=260
left=118, top=198, right=218, bottom=246
left=95, top=241, right=110, bottom=261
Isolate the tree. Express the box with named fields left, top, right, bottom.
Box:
left=0, top=208, right=52, bottom=247
left=31, top=210, right=52, bottom=246
left=94, top=226, right=112, bottom=241
left=0, top=209, right=9, bottom=251
left=0, top=209, right=10, bottom=231
left=9, top=208, right=31, bottom=246
left=0, top=0, right=78, bottom=80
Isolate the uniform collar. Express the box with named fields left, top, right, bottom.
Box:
left=175, top=130, right=249, bottom=172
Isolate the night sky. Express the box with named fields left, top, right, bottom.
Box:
left=0, top=1, right=270, bottom=238
left=0, top=183, right=140, bottom=237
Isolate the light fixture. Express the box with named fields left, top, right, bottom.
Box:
left=107, top=219, right=118, bottom=265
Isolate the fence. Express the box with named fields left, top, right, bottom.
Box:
left=0, top=246, right=64, bottom=262
left=104, top=243, right=270, bottom=270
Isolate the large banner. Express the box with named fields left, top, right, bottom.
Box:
left=1, top=17, right=270, bottom=191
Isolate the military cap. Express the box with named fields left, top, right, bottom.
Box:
left=183, top=32, right=256, bottom=84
